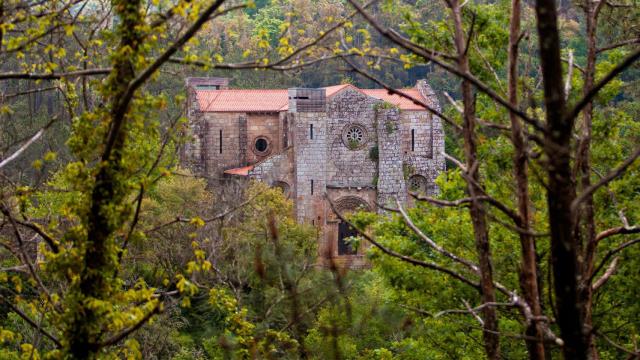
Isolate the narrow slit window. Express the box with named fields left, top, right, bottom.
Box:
left=430, top=123, right=435, bottom=159
left=310, top=124, right=314, bottom=139
left=411, top=129, right=415, bottom=152
left=219, top=129, right=223, bottom=154
left=311, top=179, right=314, bottom=195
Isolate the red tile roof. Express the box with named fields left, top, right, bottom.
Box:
left=223, top=165, right=254, bottom=176
left=362, top=89, right=426, bottom=111
left=195, top=85, right=428, bottom=112
left=197, top=89, right=289, bottom=112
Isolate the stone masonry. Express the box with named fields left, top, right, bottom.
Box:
left=376, top=108, right=407, bottom=208
left=183, top=79, right=445, bottom=267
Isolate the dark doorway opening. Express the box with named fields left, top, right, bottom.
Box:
left=338, top=221, right=358, bottom=255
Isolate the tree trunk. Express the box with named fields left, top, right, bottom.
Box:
left=67, top=0, right=143, bottom=358
left=508, top=0, right=546, bottom=358
left=576, top=3, right=602, bottom=359
left=533, top=0, right=588, bottom=358
left=451, top=2, right=500, bottom=358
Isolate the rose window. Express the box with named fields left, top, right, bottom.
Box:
left=346, top=127, right=364, bottom=143
left=342, top=124, right=368, bottom=149
left=408, top=175, right=429, bottom=194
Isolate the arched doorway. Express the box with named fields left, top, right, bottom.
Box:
left=272, top=180, right=291, bottom=198
left=332, top=196, right=371, bottom=256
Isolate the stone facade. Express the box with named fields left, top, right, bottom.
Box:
left=183, top=79, right=445, bottom=267
left=376, top=108, right=407, bottom=208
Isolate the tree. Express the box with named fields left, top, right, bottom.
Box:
left=0, top=0, right=363, bottom=358
left=340, top=0, right=640, bottom=358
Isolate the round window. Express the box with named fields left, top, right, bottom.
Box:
left=254, top=137, right=269, bottom=154
left=341, top=124, right=368, bottom=150
left=408, top=175, right=429, bottom=194
left=346, top=127, right=364, bottom=143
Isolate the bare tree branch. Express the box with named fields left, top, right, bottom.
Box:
left=572, top=146, right=640, bottom=211
left=443, top=91, right=510, bottom=131
left=564, top=49, right=574, bottom=100
left=0, top=294, right=62, bottom=348
left=463, top=298, right=485, bottom=326
left=565, top=48, right=640, bottom=122
left=592, top=256, right=618, bottom=291
left=326, top=193, right=481, bottom=290
left=345, top=0, right=545, bottom=133
left=593, top=329, right=640, bottom=357
left=395, top=198, right=480, bottom=273
left=590, top=238, right=640, bottom=285
left=0, top=118, right=57, bottom=170
left=0, top=68, right=111, bottom=80
left=596, top=38, right=640, bottom=53
left=595, top=225, right=640, bottom=242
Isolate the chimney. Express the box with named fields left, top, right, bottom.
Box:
left=185, top=77, right=229, bottom=90
left=288, top=88, right=326, bottom=113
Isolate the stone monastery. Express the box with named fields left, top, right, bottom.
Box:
left=182, top=77, right=445, bottom=267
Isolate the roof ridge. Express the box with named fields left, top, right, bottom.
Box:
left=198, top=88, right=288, bottom=91
left=194, top=84, right=429, bottom=111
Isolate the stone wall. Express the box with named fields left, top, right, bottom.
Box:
left=292, top=111, right=328, bottom=225
left=376, top=108, right=407, bottom=207
left=409, top=80, right=446, bottom=194
left=400, top=111, right=433, bottom=158
left=183, top=111, right=292, bottom=180
left=198, top=112, right=243, bottom=178
left=246, top=113, right=282, bottom=164
left=181, top=88, right=204, bottom=173
left=248, top=147, right=295, bottom=190
left=325, top=89, right=379, bottom=187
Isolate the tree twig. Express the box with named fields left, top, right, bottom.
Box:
left=572, top=146, right=640, bottom=212
left=0, top=118, right=57, bottom=170
left=0, top=295, right=62, bottom=348
left=565, top=48, right=640, bottom=122
left=326, top=194, right=481, bottom=290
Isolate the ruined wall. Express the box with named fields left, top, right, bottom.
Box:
left=403, top=80, right=446, bottom=195
left=376, top=108, right=407, bottom=207
left=181, top=88, right=203, bottom=173
left=247, top=147, right=295, bottom=193
left=325, top=89, right=379, bottom=188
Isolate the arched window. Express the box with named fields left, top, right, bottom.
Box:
left=272, top=181, right=291, bottom=198
left=333, top=196, right=371, bottom=255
